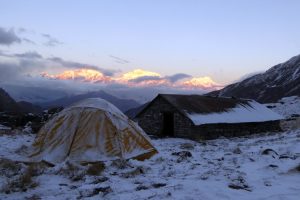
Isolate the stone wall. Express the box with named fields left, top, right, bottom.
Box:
left=136, top=96, right=192, bottom=137
left=190, top=120, right=282, bottom=140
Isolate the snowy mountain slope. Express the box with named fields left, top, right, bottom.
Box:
left=0, top=130, right=299, bottom=200
left=265, top=96, right=300, bottom=118
left=209, top=55, right=300, bottom=103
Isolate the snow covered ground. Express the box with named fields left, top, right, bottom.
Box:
left=0, top=130, right=299, bottom=200
left=266, top=96, right=300, bottom=118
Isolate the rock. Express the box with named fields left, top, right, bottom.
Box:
left=279, top=154, right=296, bottom=160
left=180, top=143, right=195, bottom=150
left=152, top=183, right=166, bottom=188
left=264, top=181, right=272, bottom=187
left=293, top=164, right=300, bottom=172
left=25, top=194, right=41, bottom=200
left=228, top=175, right=252, bottom=192
left=268, top=164, right=279, bottom=168
left=136, top=185, right=149, bottom=191
left=93, top=186, right=112, bottom=196
left=91, top=176, right=109, bottom=184
left=233, top=147, right=242, bottom=154
left=80, top=186, right=112, bottom=198
left=72, top=173, right=85, bottom=182
left=261, top=148, right=278, bottom=158
left=121, top=166, right=145, bottom=178
left=111, top=159, right=131, bottom=169
left=228, top=183, right=251, bottom=191
left=200, top=174, right=209, bottom=180
left=70, top=185, right=78, bottom=189
left=172, top=151, right=192, bottom=162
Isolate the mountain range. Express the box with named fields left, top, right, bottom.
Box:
left=1, top=54, right=300, bottom=116
left=39, top=90, right=140, bottom=112
left=126, top=54, right=300, bottom=118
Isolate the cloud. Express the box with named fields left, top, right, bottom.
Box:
left=129, top=76, right=163, bottom=83
left=14, top=51, right=43, bottom=59
left=22, top=38, right=36, bottom=45
left=0, top=62, right=21, bottom=82
left=0, top=51, right=119, bottom=85
left=166, top=73, right=192, bottom=83
left=109, top=55, right=130, bottom=64
left=42, top=33, right=63, bottom=46
left=48, top=57, right=118, bottom=76
left=0, top=27, right=21, bottom=45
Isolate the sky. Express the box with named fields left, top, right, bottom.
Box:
left=1, top=0, right=300, bottom=94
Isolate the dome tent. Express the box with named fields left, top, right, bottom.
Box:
left=29, top=98, right=157, bottom=164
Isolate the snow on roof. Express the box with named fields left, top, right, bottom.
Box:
left=187, top=100, right=284, bottom=125
left=68, top=98, right=126, bottom=117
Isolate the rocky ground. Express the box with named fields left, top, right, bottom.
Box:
left=0, top=129, right=299, bottom=200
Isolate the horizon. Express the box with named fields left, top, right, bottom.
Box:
left=1, top=0, right=300, bottom=95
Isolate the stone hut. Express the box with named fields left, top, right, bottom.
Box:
left=135, top=94, right=284, bottom=140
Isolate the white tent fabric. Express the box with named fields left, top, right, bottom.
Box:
left=30, top=98, right=157, bottom=164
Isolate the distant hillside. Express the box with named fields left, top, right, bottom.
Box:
left=0, top=88, right=21, bottom=112
left=17, top=101, right=43, bottom=114
left=41, top=90, right=141, bottom=112
left=209, top=55, right=300, bottom=103
left=2, top=84, right=68, bottom=104
left=0, top=88, right=42, bottom=114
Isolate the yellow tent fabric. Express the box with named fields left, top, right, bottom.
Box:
left=29, top=98, right=157, bottom=164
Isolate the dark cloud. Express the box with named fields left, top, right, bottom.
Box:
left=127, top=73, right=191, bottom=84
left=14, top=51, right=43, bottom=59
left=17, top=28, right=27, bottom=34
left=0, top=51, right=119, bottom=85
left=166, top=73, right=192, bottom=83
left=0, top=27, right=21, bottom=45
left=22, top=38, right=36, bottom=45
left=129, top=76, right=163, bottom=83
left=0, top=51, right=42, bottom=59
left=48, top=56, right=118, bottom=76
left=109, top=55, right=130, bottom=64
left=0, top=62, right=21, bottom=81
left=42, top=33, right=63, bottom=46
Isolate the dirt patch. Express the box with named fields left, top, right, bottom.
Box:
left=1, top=164, right=39, bottom=193
left=86, top=162, right=105, bottom=176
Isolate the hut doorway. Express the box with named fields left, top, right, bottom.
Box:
left=162, top=112, right=174, bottom=136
